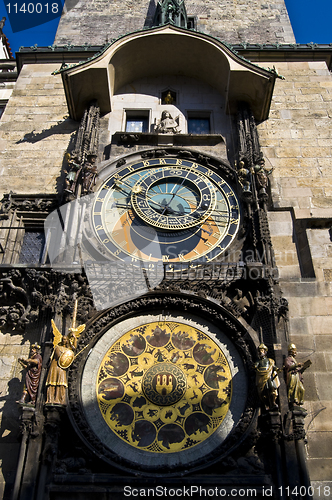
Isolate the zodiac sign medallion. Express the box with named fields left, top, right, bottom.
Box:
left=96, top=321, right=233, bottom=453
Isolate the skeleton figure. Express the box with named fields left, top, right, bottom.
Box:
left=64, top=154, right=81, bottom=194
left=82, top=154, right=98, bottom=194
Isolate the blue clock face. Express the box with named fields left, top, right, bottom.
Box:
left=131, top=166, right=216, bottom=230
left=92, top=157, right=240, bottom=265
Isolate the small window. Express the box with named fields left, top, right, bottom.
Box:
left=125, top=110, right=149, bottom=133
left=187, top=113, right=211, bottom=134
left=19, top=231, right=46, bottom=264
left=187, top=16, right=196, bottom=30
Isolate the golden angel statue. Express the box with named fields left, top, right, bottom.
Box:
left=46, top=302, right=85, bottom=405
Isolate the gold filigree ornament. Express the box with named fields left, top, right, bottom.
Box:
left=96, top=321, right=232, bottom=453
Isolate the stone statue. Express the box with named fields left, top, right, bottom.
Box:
left=46, top=303, right=85, bottom=405
left=64, top=153, right=81, bottom=194
left=166, top=3, right=177, bottom=22
left=284, top=343, right=311, bottom=408
left=232, top=288, right=253, bottom=315
left=82, top=154, right=98, bottom=195
left=237, top=160, right=251, bottom=193
left=255, top=167, right=268, bottom=191
left=254, top=343, right=280, bottom=410
left=155, top=111, right=180, bottom=134
left=254, top=163, right=269, bottom=195
left=17, top=343, right=42, bottom=405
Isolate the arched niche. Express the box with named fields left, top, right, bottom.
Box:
left=60, top=25, right=276, bottom=121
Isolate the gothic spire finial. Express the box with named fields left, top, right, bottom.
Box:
left=152, top=0, right=188, bottom=28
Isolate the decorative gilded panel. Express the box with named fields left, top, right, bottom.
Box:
left=79, top=312, right=247, bottom=470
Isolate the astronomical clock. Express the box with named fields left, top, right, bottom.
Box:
left=8, top=18, right=311, bottom=500
left=90, top=157, right=241, bottom=265
left=65, top=149, right=258, bottom=475
left=10, top=93, right=295, bottom=497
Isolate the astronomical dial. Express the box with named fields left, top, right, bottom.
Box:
left=79, top=313, right=248, bottom=471
left=130, top=166, right=216, bottom=230
left=96, top=321, right=232, bottom=453
left=92, top=157, right=240, bottom=264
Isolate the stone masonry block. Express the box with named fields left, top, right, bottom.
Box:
left=280, top=138, right=317, bottom=148
left=307, top=432, right=332, bottom=459
left=278, top=265, right=302, bottom=280
left=308, top=459, right=332, bottom=482
left=310, top=353, right=327, bottom=373
left=316, top=374, right=332, bottom=399
left=270, top=158, right=301, bottom=169
left=310, top=197, right=332, bottom=209
left=275, top=147, right=301, bottom=157
left=0, top=356, right=16, bottom=379
left=315, top=336, right=332, bottom=352
left=308, top=316, right=332, bottom=335
left=296, top=94, right=323, bottom=102
left=282, top=187, right=313, bottom=198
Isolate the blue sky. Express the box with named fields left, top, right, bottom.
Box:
left=285, top=0, right=332, bottom=44
left=0, top=0, right=331, bottom=56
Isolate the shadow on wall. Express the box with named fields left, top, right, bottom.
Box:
left=15, top=118, right=78, bottom=145
left=0, top=378, right=22, bottom=500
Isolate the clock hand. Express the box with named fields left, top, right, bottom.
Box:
left=112, top=198, right=177, bottom=215
left=148, top=200, right=177, bottom=214
left=112, top=200, right=232, bottom=221
left=113, top=179, right=136, bottom=194
left=160, top=166, right=197, bottom=215
left=187, top=225, right=213, bottom=237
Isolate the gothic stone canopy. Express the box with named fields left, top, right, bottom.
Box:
left=59, top=25, right=276, bottom=121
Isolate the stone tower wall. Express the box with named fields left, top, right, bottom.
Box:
left=259, top=59, right=332, bottom=485
left=1, top=56, right=331, bottom=489
left=55, top=0, right=295, bottom=46
left=0, top=64, right=75, bottom=198
left=1, top=0, right=332, bottom=494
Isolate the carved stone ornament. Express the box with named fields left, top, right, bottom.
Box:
left=236, top=103, right=273, bottom=204
left=0, top=268, right=95, bottom=330
left=152, top=0, right=188, bottom=28
left=258, top=410, right=282, bottom=444
left=139, top=148, right=236, bottom=182
left=0, top=193, right=58, bottom=220
left=64, top=100, right=100, bottom=200
left=66, top=294, right=257, bottom=474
